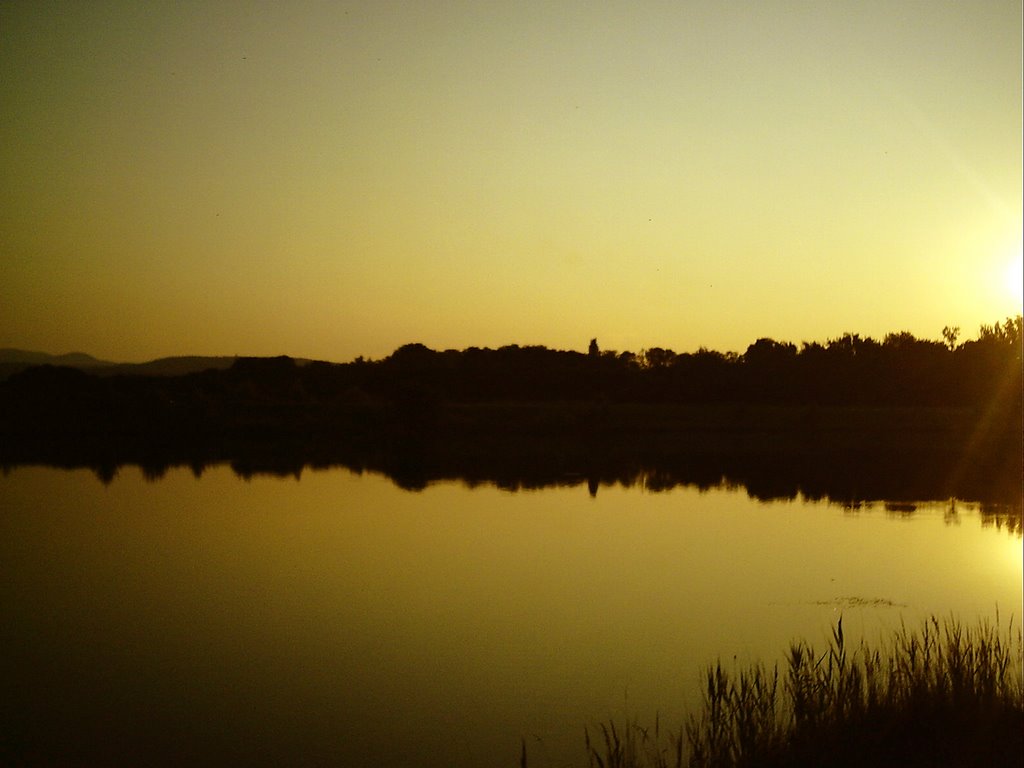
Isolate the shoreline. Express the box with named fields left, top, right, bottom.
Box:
left=3, top=403, right=1019, bottom=504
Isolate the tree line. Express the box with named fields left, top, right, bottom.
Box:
left=352, top=317, right=1021, bottom=408
left=257, top=317, right=1021, bottom=409
left=1, top=317, right=1020, bottom=420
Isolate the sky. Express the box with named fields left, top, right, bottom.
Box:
left=2, top=1, right=1021, bottom=363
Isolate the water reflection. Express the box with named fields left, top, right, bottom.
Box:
left=5, top=440, right=1020, bottom=533
left=1, top=466, right=1020, bottom=768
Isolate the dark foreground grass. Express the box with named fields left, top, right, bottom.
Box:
left=536, top=615, right=1023, bottom=768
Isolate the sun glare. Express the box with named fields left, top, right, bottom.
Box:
left=1006, top=251, right=1024, bottom=306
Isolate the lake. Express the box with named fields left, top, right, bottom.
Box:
left=2, top=464, right=1020, bottom=767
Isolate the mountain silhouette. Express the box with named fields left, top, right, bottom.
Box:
left=0, top=348, right=113, bottom=367
left=0, top=350, right=280, bottom=381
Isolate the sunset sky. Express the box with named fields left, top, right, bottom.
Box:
left=2, top=1, right=1021, bottom=363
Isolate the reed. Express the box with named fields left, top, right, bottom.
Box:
left=582, top=713, right=684, bottom=768
left=567, top=615, right=1022, bottom=768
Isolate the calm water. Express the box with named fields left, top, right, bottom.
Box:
left=2, top=465, right=1021, bottom=767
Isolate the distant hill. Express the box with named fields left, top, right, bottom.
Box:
left=100, top=356, right=240, bottom=377
left=0, top=349, right=116, bottom=368
left=0, top=349, right=243, bottom=381
left=0, top=349, right=114, bottom=381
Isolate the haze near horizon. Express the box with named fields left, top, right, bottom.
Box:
left=2, top=1, right=1021, bottom=363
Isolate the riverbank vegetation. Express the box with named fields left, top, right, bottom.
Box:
left=2, top=317, right=1020, bottom=412
left=563, top=615, right=1023, bottom=768
left=1, top=318, right=1019, bottom=500
left=1, top=318, right=1018, bottom=427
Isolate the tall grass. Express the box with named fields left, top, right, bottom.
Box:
left=581, top=714, right=684, bottom=768
left=563, top=615, right=1022, bottom=768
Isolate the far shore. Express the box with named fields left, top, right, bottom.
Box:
left=2, top=402, right=1019, bottom=504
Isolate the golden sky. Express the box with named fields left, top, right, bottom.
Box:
left=2, top=1, right=1021, bottom=362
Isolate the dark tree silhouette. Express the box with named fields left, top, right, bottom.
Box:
left=1, top=317, right=1019, bottom=452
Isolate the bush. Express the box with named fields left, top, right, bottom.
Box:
left=567, top=616, right=1022, bottom=768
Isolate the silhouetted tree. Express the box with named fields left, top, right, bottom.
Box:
left=942, top=325, right=961, bottom=351
left=640, top=347, right=675, bottom=369
left=742, top=338, right=798, bottom=402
